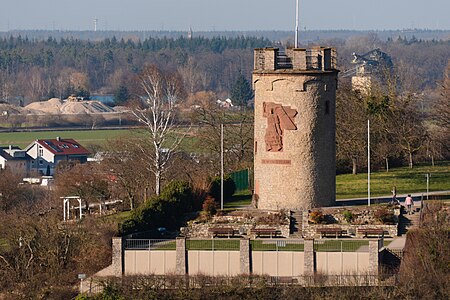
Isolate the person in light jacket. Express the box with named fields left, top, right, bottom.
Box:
left=405, top=194, right=414, bottom=214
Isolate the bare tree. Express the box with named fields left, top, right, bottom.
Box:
left=102, top=137, right=154, bottom=209
left=131, top=65, right=186, bottom=195
left=336, top=82, right=367, bottom=174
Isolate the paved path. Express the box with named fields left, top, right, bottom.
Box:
left=387, top=236, right=406, bottom=249
left=336, top=190, right=450, bottom=206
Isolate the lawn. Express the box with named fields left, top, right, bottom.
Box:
left=0, top=129, right=132, bottom=148
left=222, top=162, right=450, bottom=208
left=336, top=162, right=450, bottom=199
left=223, top=190, right=252, bottom=211
left=0, top=128, right=200, bottom=152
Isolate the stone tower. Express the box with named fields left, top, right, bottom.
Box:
left=253, top=47, right=338, bottom=210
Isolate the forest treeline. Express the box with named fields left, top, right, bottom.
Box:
left=0, top=35, right=271, bottom=102
left=0, top=34, right=449, bottom=104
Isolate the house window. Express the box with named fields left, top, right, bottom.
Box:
left=38, top=147, right=43, bottom=156
left=39, top=160, right=44, bottom=165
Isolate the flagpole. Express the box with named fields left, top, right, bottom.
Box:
left=368, top=119, right=371, bottom=206
left=221, top=123, right=224, bottom=210
left=295, top=0, right=300, bottom=48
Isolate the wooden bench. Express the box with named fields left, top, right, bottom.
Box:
left=250, top=228, right=279, bottom=238
left=357, top=228, right=386, bottom=238
left=317, top=227, right=347, bottom=239
left=208, top=227, right=235, bottom=238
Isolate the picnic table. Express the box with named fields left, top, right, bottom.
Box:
left=250, top=228, right=280, bottom=238
left=357, top=228, right=387, bottom=238
left=317, top=227, right=347, bottom=239
left=208, top=227, right=235, bottom=238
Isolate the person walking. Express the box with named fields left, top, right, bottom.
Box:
left=405, top=194, right=414, bottom=214
left=391, top=186, right=399, bottom=205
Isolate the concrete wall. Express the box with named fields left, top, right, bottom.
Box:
left=187, top=251, right=240, bottom=276
left=316, top=252, right=370, bottom=275
left=124, top=250, right=177, bottom=275
left=118, top=239, right=380, bottom=279
left=252, top=251, right=304, bottom=277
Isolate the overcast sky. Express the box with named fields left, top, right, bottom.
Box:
left=1, top=0, right=448, bottom=32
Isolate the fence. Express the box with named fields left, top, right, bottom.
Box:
left=229, top=169, right=249, bottom=192
left=314, top=240, right=370, bottom=252
left=251, top=239, right=304, bottom=251
left=88, top=274, right=397, bottom=291
left=124, top=239, right=176, bottom=250
left=186, top=239, right=240, bottom=251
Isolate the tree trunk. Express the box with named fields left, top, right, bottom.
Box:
left=352, top=157, right=358, bottom=175
left=385, top=157, right=389, bottom=172
left=409, top=152, right=413, bottom=169
left=155, top=170, right=161, bottom=196
left=431, top=155, right=435, bottom=167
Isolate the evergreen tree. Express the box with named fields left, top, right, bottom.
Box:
left=114, top=86, right=129, bottom=106
left=230, top=74, right=253, bottom=106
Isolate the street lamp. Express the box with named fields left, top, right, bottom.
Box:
left=425, top=173, right=430, bottom=200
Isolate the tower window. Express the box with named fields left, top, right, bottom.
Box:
left=325, top=101, right=330, bottom=114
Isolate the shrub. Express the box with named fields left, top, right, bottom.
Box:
left=202, top=195, right=217, bottom=217
left=342, top=210, right=354, bottom=223
left=208, top=175, right=236, bottom=201
left=374, top=207, right=396, bottom=225
left=118, top=181, right=195, bottom=235
left=309, top=210, right=325, bottom=224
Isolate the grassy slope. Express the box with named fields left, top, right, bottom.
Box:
left=336, top=162, right=450, bottom=199
left=226, top=162, right=450, bottom=207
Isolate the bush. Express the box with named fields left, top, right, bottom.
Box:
left=208, top=175, right=236, bottom=201
left=374, top=207, right=396, bottom=225
left=118, top=181, right=195, bottom=235
left=343, top=210, right=354, bottom=223
left=309, top=210, right=325, bottom=224
left=202, top=195, right=217, bottom=217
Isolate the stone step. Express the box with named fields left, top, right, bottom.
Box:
left=290, top=210, right=303, bottom=237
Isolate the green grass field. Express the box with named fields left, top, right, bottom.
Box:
left=0, top=129, right=132, bottom=148
left=0, top=128, right=200, bottom=152
left=224, top=162, right=450, bottom=207
left=336, top=162, right=450, bottom=199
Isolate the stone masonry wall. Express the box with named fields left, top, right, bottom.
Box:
left=253, top=71, right=337, bottom=211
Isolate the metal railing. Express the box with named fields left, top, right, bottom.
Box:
left=124, top=239, right=176, bottom=250
left=186, top=239, right=240, bottom=251
left=89, top=274, right=398, bottom=291
left=314, top=240, right=370, bottom=252
left=251, top=239, right=304, bottom=251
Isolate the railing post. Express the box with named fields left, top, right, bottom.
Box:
left=175, top=237, right=187, bottom=275
left=368, top=239, right=381, bottom=276
left=111, top=237, right=124, bottom=276
left=240, top=238, right=251, bottom=274
left=304, top=238, right=315, bottom=276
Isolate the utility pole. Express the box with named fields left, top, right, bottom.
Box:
left=295, top=0, right=300, bottom=48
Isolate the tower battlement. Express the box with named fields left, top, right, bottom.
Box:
left=254, top=47, right=337, bottom=72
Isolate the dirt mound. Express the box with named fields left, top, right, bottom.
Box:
left=24, top=98, right=117, bottom=114
left=25, top=98, right=63, bottom=114
left=0, top=103, right=41, bottom=115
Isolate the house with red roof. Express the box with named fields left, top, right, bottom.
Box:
left=25, top=137, right=90, bottom=175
